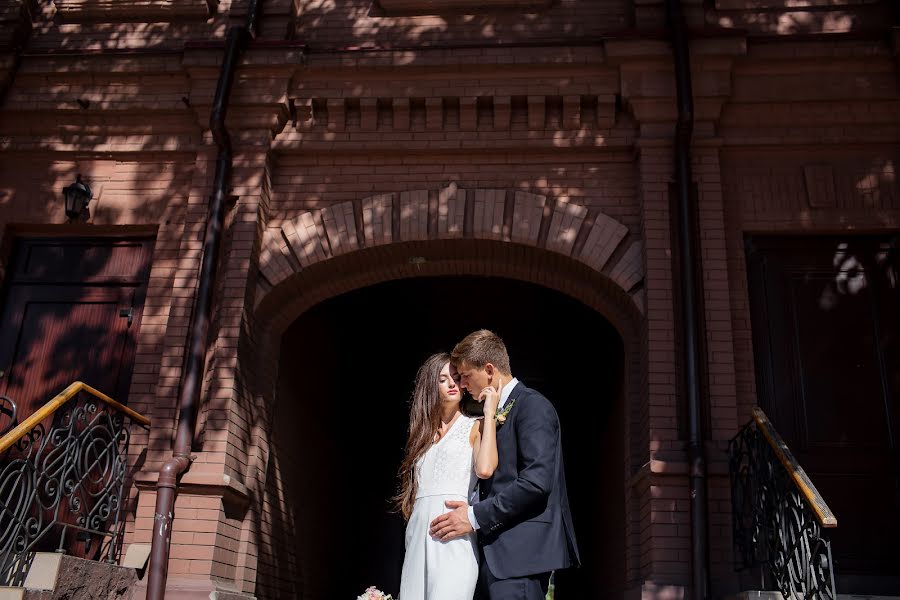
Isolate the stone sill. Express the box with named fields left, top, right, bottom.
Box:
left=376, top=0, right=552, bottom=15
left=54, top=0, right=215, bottom=22
left=134, top=469, right=250, bottom=513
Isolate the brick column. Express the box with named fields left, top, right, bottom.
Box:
left=629, top=141, right=692, bottom=600
left=129, top=144, right=261, bottom=600
left=692, top=140, right=739, bottom=595
left=208, top=143, right=274, bottom=595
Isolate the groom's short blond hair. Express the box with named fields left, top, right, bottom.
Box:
left=451, top=329, right=511, bottom=375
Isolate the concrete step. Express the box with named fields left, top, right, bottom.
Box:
left=21, top=553, right=137, bottom=600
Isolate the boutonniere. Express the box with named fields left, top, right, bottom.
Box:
left=495, top=398, right=516, bottom=425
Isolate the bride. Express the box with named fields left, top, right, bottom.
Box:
left=396, top=352, right=499, bottom=600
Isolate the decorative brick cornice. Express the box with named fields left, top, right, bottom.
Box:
left=256, top=184, right=645, bottom=314
left=289, top=94, right=617, bottom=134
left=183, top=48, right=293, bottom=136
left=53, top=0, right=215, bottom=21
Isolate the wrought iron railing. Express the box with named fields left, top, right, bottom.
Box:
left=729, top=407, right=837, bottom=600
left=0, top=382, right=149, bottom=585
left=0, top=396, right=16, bottom=437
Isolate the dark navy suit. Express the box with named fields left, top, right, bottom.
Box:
left=473, top=382, right=579, bottom=599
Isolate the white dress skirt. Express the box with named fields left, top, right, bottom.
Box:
left=399, top=415, right=480, bottom=600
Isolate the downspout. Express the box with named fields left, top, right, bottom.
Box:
left=664, top=0, right=710, bottom=599
left=0, top=5, right=33, bottom=107
left=146, top=2, right=260, bottom=599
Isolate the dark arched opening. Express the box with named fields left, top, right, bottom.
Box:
left=269, top=275, right=626, bottom=598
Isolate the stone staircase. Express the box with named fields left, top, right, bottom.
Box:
left=0, top=553, right=139, bottom=600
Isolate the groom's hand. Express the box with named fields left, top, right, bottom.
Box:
left=429, top=500, right=473, bottom=541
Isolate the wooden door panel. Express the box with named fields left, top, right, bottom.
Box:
left=0, top=286, right=135, bottom=418
left=0, top=237, right=152, bottom=416
left=12, top=239, right=150, bottom=283
left=790, top=273, right=892, bottom=454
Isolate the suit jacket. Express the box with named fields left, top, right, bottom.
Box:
left=472, top=381, right=580, bottom=579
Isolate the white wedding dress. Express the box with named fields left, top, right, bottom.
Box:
left=399, top=414, right=480, bottom=600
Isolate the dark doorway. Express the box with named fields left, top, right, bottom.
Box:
left=269, top=276, right=626, bottom=600
left=0, top=236, right=153, bottom=418
left=0, top=235, right=153, bottom=560
left=746, top=235, right=900, bottom=594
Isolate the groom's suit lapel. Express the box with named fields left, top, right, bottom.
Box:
left=497, top=381, right=526, bottom=437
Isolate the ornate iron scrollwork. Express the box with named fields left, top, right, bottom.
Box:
left=0, top=396, right=16, bottom=437
left=729, top=419, right=837, bottom=600
left=0, top=391, right=144, bottom=585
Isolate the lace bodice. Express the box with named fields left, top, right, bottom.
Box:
left=415, top=414, right=479, bottom=499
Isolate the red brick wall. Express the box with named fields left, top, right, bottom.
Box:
left=1, top=0, right=898, bottom=597
left=293, top=0, right=630, bottom=48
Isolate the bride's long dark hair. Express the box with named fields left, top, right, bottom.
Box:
left=394, top=352, right=450, bottom=520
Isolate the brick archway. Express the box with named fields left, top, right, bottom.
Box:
left=255, top=184, right=645, bottom=319
left=245, top=186, right=649, bottom=598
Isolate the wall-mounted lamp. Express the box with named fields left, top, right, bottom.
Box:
left=62, top=174, right=92, bottom=221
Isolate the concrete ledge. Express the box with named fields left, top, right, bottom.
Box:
left=128, top=578, right=256, bottom=600
left=22, top=554, right=62, bottom=591
left=21, top=554, right=136, bottom=600
left=133, top=469, right=250, bottom=514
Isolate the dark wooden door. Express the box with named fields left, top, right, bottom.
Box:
left=747, top=235, right=900, bottom=594
left=0, top=237, right=152, bottom=420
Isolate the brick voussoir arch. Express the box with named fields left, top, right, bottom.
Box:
left=256, top=183, right=645, bottom=316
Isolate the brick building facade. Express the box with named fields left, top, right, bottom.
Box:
left=0, top=0, right=898, bottom=598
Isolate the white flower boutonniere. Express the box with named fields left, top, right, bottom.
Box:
left=495, top=398, right=516, bottom=425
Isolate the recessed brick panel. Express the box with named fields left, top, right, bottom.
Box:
left=282, top=211, right=329, bottom=268
left=609, top=240, right=644, bottom=292
left=546, top=199, right=588, bottom=255
left=472, top=189, right=506, bottom=240
left=321, top=201, right=358, bottom=256
left=258, top=229, right=293, bottom=287
left=511, top=191, right=546, bottom=245
left=576, top=212, right=629, bottom=272
left=399, top=190, right=429, bottom=242
left=437, top=184, right=465, bottom=239
left=362, top=193, right=394, bottom=247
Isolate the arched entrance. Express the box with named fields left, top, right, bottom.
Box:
left=248, top=188, right=647, bottom=598
left=270, top=275, right=626, bottom=599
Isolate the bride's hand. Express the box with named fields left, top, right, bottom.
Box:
left=479, top=385, right=500, bottom=417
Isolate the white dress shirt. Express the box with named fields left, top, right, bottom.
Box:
left=467, top=376, right=518, bottom=530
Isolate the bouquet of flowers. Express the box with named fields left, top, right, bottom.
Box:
left=357, top=586, right=394, bottom=600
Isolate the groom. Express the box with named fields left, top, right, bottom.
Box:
left=430, top=329, right=580, bottom=600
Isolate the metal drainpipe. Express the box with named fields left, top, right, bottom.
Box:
left=145, top=2, right=260, bottom=599
left=0, top=6, right=33, bottom=107
left=664, top=0, right=710, bottom=598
